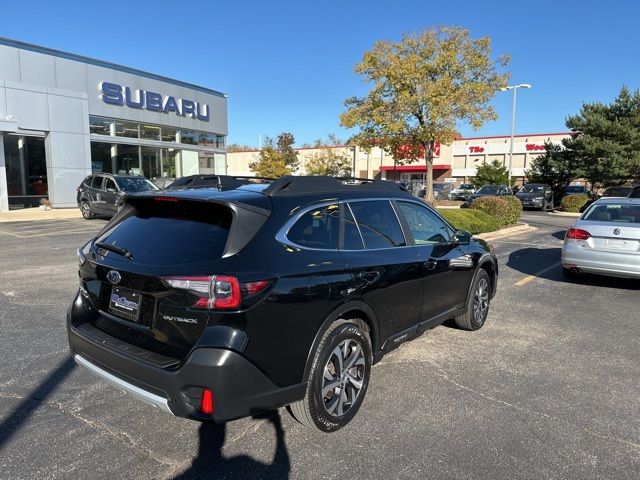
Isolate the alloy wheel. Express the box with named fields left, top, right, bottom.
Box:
left=81, top=203, right=91, bottom=218
left=473, top=278, right=489, bottom=323
left=322, top=339, right=365, bottom=417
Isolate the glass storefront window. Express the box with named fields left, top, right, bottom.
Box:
left=116, top=144, right=141, bottom=175
left=115, top=120, right=139, bottom=139
left=216, top=135, right=226, bottom=148
left=141, top=146, right=162, bottom=179
left=3, top=135, right=48, bottom=209
left=161, top=126, right=179, bottom=143
left=198, top=155, right=215, bottom=174
left=180, top=130, right=199, bottom=145
left=161, top=148, right=179, bottom=178
left=90, top=142, right=113, bottom=173
left=89, top=116, right=112, bottom=135
left=140, top=124, right=161, bottom=140
left=198, top=132, right=216, bottom=147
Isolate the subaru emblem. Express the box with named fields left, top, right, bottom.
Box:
left=613, top=228, right=621, bottom=236
left=106, top=270, right=121, bottom=285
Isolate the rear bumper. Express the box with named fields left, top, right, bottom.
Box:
left=562, top=242, right=640, bottom=279
left=67, top=306, right=305, bottom=423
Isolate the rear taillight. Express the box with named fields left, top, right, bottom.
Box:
left=566, top=228, right=591, bottom=240
left=201, top=388, right=214, bottom=415
left=161, top=275, right=241, bottom=309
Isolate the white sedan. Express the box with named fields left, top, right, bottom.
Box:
left=562, top=198, right=640, bottom=279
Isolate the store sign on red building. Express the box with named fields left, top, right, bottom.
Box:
left=525, top=144, right=546, bottom=151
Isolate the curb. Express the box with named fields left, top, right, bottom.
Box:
left=474, top=223, right=537, bottom=241
left=548, top=211, right=581, bottom=217
left=0, top=208, right=82, bottom=223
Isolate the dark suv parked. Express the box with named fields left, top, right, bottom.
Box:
left=515, top=183, right=554, bottom=210
left=67, top=176, right=498, bottom=432
left=77, top=174, right=158, bottom=219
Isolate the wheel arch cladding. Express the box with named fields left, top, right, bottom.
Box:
left=479, top=258, right=497, bottom=298
left=301, top=302, right=379, bottom=382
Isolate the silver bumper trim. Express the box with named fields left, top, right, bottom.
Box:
left=74, top=354, right=173, bottom=415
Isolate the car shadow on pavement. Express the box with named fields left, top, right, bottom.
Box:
left=507, top=247, right=562, bottom=279
left=0, top=356, right=76, bottom=450
left=507, top=247, right=640, bottom=290
left=172, top=412, right=291, bottom=480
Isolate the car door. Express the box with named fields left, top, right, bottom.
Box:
left=101, top=177, right=120, bottom=216
left=339, top=200, right=424, bottom=341
left=394, top=200, right=476, bottom=322
left=89, top=175, right=105, bottom=214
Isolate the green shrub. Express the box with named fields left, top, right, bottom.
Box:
left=560, top=193, right=589, bottom=212
left=438, top=209, right=500, bottom=234
left=470, top=195, right=522, bottom=227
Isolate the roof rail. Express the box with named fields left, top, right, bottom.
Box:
left=262, top=176, right=408, bottom=196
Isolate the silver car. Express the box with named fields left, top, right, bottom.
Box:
left=562, top=198, right=640, bottom=279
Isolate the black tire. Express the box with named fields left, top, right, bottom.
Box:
left=455, top=269, right=491, bottom=331
left=288, top=319, right=372, bottom=432
left=80, top=201, right=95, bottom=220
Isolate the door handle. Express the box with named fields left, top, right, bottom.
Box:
left=357, top=270, right=380, bottom=283
left=424, top=259, right=437, bottom=271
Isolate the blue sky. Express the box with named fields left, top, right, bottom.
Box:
left=1, top=0, right=639, bottom=146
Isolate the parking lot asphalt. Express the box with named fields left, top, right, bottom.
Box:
left=1, top=212, right=639, bottom=480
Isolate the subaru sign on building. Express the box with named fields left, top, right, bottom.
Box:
left=0, top=37, right=228, bottom=211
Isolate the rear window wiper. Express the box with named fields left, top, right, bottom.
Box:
left=95, top=241, right=133, bottom=259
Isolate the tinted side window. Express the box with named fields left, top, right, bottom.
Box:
left=397, top=202, right=452, bottom=245
left=83, top=176, right=94, bottom=187
left=348, top=200, right=405, bottom=249
left=287, top=204, right=339, bottom=249
left=104, top=178, right=117, bottom=191
left=91, top=176, right=104, bottom=189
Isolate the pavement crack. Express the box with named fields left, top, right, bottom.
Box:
left=0, top=391, right=182, bottom=468
left=376, top=359, right=640, bottom=452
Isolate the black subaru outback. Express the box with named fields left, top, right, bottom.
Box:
left=67, top=176, right=497, bottom=432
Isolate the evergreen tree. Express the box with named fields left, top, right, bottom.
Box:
left=472, top=160, right=509, bottom=187
left=563, top=86, right=640, bottom=186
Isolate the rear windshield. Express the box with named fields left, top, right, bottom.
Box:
left=95, top=200, right=232, bottom=265
left=116, top=177, right=159, bottom=193
left=565, top=186, right=585, bottom=193
left=477, top=186, right=499, bottom=194
left=582, top=203, right=640, bottom=224
left=520, top=184, right=545, bottom=193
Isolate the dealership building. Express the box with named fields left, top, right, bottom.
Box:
left=227, top=132, right=571, bottom=186
left=0, top=37, right=228, bottom=211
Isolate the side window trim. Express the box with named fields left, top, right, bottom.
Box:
left=276, top=201, right=340, bottom=252
left=345, top=202, right=366, bottom=249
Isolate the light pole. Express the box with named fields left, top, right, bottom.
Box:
left=501, top=83, right=532, bottom=186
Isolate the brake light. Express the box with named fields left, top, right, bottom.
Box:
left=161, top=275, right=241, bottom=309
left=566, top=228, right=591, bottom=240
left=201, top=388, right=214, bottom=415
left=154, top=196, right=179, bottom=202
left=244, top=280, right=271, bottom=296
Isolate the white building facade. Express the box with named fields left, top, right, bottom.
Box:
left=0, top=37, right=228, bottom=211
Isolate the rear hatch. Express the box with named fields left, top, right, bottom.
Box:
left=75, top=194, right=268, bottom=362
left=575, top=221, right=640, bottom=253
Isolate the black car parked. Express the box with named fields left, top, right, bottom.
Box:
left=67, top=176, right=498, bottom=432
left=515, top=183, right=554, bottom=211
left=77, top=174, right=158, bottom=219
left=463, top=184, right=512, bottom=206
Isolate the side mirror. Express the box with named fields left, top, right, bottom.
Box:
left=455, top=229, right=472, bottom=245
